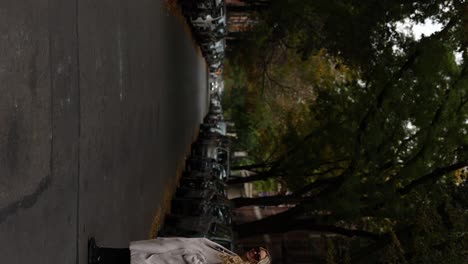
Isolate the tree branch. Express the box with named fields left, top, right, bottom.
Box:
left=227, top=171, right=283, bottom=185
left=356, top=16, right=460, bottom=161
left=231, top=162, right=276, bottom=171
left=293, top=174, right=343, bottom=197
left=399, top=159, right=468, bottom=195
left=230, top=194, right=305, bottom=208
left=230, top=174, right=343, bottom=207
left=234, top=216, right=382, bottom=240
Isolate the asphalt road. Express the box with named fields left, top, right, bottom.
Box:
left=0, top=0, right=208, bottom=263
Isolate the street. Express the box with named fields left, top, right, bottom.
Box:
left=0, top=0, right=209, bottom=263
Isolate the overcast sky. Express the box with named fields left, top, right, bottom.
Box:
left=395, top=18, right=463, bottom=64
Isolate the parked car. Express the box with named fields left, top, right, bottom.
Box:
left=157, top=62, right=234, bottom=250
left=176, top=177, right=226, bottom=198
left=189, top=1, right=226, bottom=32
left=191, top=137, right=228, bottom=160
left=201, top=39, right=225, bottom=54
left=209, top=104, right=222, bottom=114
left=180, top=0, right=223, bottom=18
left=185, top=157, right=227, bottom=180
left=197, top=24, right=226, bottom=42
left=181, top=170, right=218, bottom=181
left=205, top=53, right=225, bottom=66
left=175, top=183, right=222, bottom=200
left=170, top=194, right=231, bottom=221
left=158, top=217, right=233, bottom=250
left=191, top=140, right=220, bottom=159
left=203, top=113, right=224, bottom=124
left=209, top=61, right=223, bottom=72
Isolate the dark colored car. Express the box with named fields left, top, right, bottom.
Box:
left=185, top=157, right=227, bottom=180
left=158, top=217, right=234, bottom=250
left=171, top=194, right=231, bottom=219
left=176, top=177, right=226, bottom=198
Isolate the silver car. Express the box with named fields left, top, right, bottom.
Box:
left=190, top=2, right=226, bottom=32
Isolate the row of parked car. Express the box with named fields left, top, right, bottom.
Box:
left=179, top=0, right=226, bottom=75
left=158, top=96, right=234, bottom=250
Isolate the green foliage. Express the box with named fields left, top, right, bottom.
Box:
left=252, top=178, right=278, bottom=193
left=405, top=192, right=468, bottom=263
left=380, top=232, right=408, bottom=264
left=226, top=0, right=467, bottom=261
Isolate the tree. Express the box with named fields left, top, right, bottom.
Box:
left=225, top=0, right=468, bottom=261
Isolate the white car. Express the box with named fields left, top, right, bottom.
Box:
left=209, top=39, right=225, bottom=54
left=209, top=61, right=222, bottom=70
left=190, top=2, right=226, bottom=32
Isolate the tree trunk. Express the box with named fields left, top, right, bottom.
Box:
left=230, top=162, right=275, bottom=171
left=230, top=176, right=341, bottom=207
left=227, top=5, right=259, bottom=13
left=227, top=172, right=281, bottom=185
left=350, top=226, right=413, bottom=263
left=234, top=216, right=381, bottom=240
left=230, top=194, right=304, bottom=207
left=399, top=159, right=468, bottom=195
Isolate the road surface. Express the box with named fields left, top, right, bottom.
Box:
left=0, top=0, right=209, bottom=263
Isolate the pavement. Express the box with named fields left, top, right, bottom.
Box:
left=0, top=0, right=209, bottom=263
